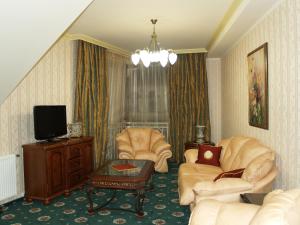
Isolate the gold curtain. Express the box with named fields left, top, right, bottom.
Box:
left=74, top=41, right=109, bottom=167
left=168, top=53, right=210, bottom=163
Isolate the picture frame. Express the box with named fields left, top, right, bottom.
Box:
left=247, top=43, right=268, bottom=129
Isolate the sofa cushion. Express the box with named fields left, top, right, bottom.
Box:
left=193, top=178, right=253, bottom=197
left=178, top=163, right=223, bottom=205
left=196, top=145, right=222, bottom=166
left=219, top=137, right=273, bottom=171
left=214, top=168, right=245, bottom=182
left=242, top=152, right=274, bottom=183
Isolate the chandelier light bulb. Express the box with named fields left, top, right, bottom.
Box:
left=131, top=19, right=177, bottom=67
left=131, top=53, right=140, bottom=65
left=169, top=52, right=177, bottom=65
left=140, top=50, right=150, bottom=67
left=159, top=50, right=169, bottom=67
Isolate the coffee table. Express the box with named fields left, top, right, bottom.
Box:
left=86, top=159, right=154, bottom=216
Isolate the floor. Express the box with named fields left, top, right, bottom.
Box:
left=0, top=163, right=189, bottom=225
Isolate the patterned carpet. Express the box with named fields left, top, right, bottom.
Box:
left=0, top=163, right=190, bottom=225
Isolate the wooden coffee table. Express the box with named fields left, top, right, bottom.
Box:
left=86, top=159, right=154, bottom=216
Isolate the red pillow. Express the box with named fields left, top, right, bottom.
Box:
left=195, top=145, right=222, bottom=167
left=213, top=168, right=245, bottom=182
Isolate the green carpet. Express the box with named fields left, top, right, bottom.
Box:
left=0, top=163, right=189, bottom=224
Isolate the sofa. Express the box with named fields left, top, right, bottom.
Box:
left=178, top=136, right=277, bottom=207
left=116, top=128, right=172, bottom=172
left=189, top=189, right=300, bottom=225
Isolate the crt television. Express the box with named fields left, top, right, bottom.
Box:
left=33, top=105, right=67, bottom=141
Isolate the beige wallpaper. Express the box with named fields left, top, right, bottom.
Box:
left=222, top=0, right=300, bottom=189
left=207, top=58, right=222, bottom=144
left=0, top=38, right=76, bottom=201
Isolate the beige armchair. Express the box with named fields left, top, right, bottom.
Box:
left=116, top=128, right=172, bottom=172
left=189, top=189, right=300, bottom=225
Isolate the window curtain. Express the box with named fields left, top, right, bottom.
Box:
left=125, top=64, right=169, bottom=123
left=74, top=41, right=109, bottom=167
left=168, top=53, right=210, bottom=163
left=106, top=51, right=128, bottom=160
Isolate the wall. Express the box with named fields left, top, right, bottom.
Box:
left=0, top=38, right=76, bottom=203
left=207, top=58, right=222, bottom=143
left=221, top=0, right=300, bottom=189
left=0, top=0, right=93, bottom=104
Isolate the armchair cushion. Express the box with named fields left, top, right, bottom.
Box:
left=196, top=145, right=222, bottom=166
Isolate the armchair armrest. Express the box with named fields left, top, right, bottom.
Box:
left=189, top=199, right=259, bottom=225
left=117, top=142, right=135, bottom=159
left=151, top=140, right=171, bottom=155
left=184, top=149, right=198, bottom=163
left=193, top=178, right=253, bottom=197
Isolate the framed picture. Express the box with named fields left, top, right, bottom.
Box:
left=247, top=43, right=268, bottom=129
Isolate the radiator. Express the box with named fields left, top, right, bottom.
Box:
left=0, top=155, right=17, bottom=202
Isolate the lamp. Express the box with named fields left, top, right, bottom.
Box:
left=131, top=19, right=177, bottom=68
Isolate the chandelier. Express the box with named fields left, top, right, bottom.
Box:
left=131, top=19, right=177, bottom=67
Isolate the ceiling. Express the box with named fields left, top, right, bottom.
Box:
left=68, top=0, right=280, bottom=57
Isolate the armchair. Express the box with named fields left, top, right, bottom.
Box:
left=189, top=189, right=300, bottom=225
left=116, top=128, right=172, bottom=172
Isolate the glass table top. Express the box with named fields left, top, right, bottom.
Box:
left=93, top=159, right=149, bottom=177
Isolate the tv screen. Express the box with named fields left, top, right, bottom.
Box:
left=33, top=105, right=67, bottom=141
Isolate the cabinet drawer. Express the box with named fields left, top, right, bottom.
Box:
left=68, top=145, right=81, bottom=159
left=68, top=158, right=81, bottom=173
left=69, top=170, right=83, bottom=187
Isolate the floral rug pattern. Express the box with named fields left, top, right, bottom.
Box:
left=1, top=163, right=189, bottom=224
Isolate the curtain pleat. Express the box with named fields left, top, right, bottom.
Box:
left=168, top=53, right=210, bottom=163
left=74, top=41, right=109, bottom=167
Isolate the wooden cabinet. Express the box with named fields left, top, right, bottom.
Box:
left=23, top=137, right=93, bottom=204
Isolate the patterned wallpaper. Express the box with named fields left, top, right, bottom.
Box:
left=0, top=38, right=76, bottom=201
left=222, top=0, right=300, bottom=189
left=207, top=58, right=222, bottom=144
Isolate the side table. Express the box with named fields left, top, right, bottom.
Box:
left=184, top=141, right=215, bottom=151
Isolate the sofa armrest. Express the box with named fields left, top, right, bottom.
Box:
left=184, top=149, right=198, bottom=163
left=189, top=199, right=259, bottom=225
left=193, top=178, right=253, bottom=197
left=151, top=140, right=171, bottom=155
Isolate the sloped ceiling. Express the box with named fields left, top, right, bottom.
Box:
left=0, top=0, right=93, bottom=104
left=0, top=0, right=280, bottom=104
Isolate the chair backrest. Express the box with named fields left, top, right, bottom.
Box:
left=250, top=189, right=300, bottom=225
left=116, top=128, right=166, bottom=153
left=219, top=136, right=274, bottom=172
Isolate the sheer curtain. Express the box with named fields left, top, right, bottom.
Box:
left=125, top=64, right=169, bottom=123
left=106, top=51, right=128, bottom=160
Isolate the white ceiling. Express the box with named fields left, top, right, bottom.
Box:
left=68, top=0, right=234, bottom=51
left=68, top=0, right=280, bottom=56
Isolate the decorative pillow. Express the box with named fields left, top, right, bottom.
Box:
left=195, top=145, right=222, bottom=167
left=214, top=168, right=245, bottom=182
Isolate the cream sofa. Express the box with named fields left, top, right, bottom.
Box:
left=178, top=136, right=277, bottom=207
left=189, top=189, right=300, bottom=225
left=116, top=128, right=172, bottom=172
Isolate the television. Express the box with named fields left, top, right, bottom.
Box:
left=33, top=105, right=67, bottom=141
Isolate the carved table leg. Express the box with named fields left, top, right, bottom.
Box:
left=86, top=186, right=95, bottom=215
left=135, top=189, right=145, bottom=216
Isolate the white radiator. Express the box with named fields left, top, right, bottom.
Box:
left=0, top=155, right=17, bottom=202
